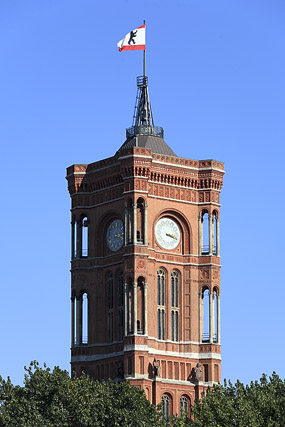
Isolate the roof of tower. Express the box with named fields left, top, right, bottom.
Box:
left=117, top=135, right=177, bottom=157
left=116, top=75, right=177, bottom=157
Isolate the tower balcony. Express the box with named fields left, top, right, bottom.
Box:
left=126, top=125, right=164, bottom=139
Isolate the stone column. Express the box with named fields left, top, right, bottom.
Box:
left=124, top=283, right=128, bottom=336
left=133, top=283, right=137, bottom=334
left=208, top=214, right=213, bottom=255
left=124, top=207, right=128, bottom=246
left=199, top=293, right=203, bottom=342
left=144, top=283, right=148, bottom=335
left=133, top=203, right=137, bottom=245
left=198, top=215, right=203, bottom=255
left=71, top=222, right=75, bottom=259
left=144, top=205, right=148, bottom=245
left=76, top=296, right=82, bottom=345
left=216, top=217, right=220, bottom=257
left=217, top=294, right=221, bottom=344
left=71, top=297, right=75, bottom=347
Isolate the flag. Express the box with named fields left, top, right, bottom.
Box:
left=117, top=24, right=146, bottom=52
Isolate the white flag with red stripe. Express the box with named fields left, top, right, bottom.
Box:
left=117, top=24, right=146, bottom=52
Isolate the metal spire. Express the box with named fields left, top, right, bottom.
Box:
left=126, top=76, right=164, bottom=139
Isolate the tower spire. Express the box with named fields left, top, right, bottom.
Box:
left=126, top=76, right=164, bottom=139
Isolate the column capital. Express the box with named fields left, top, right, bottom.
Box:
left=144, top=283, right=148, bottom=289
left=133, top=282, right=138, bottom=288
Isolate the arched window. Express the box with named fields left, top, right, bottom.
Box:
left=213, top=212, right=217, bottom=255
left=137, top=277, right=145, bottom=334
left=81, top=216, right=89, bottom=257
left=157, top=270, right=165, bottom=340
left=171, top=271, right=179, bottom=308
left=213, top=288, right=218, bottom=343
left=202, top=211, right=209, bottom=254
left=82, top=292, right=88, bottom=344
left=127, top=278, right=133, bottom=335
left=180, top=395, right=190, bottom=416
left=73, top=292, right=88, bottom=346
left=161, top=394, right=171, bottom=418
left=136, top=198, right=145, bottom=244
left=202, top=288, right=210, bottom=342
left=171, top=271, right=179, bottom=341
left=72, top=219, right=77, bottom=259
left=107, top=272, right=114, bottom=342
left=125, top=199, right=133, bottom=244
left=117, top=271, right=124, bottom=341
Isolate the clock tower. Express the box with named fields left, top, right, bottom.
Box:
left=66, top=76, right=224, bottom=416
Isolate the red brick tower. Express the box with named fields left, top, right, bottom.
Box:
left=66, top=76, right=224, bottom=416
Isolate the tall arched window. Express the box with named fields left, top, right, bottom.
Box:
left=117, top=271, right=124, bottom=341
left=107, top=272, right=114, bottom=342
left=157, top=270, right=165, bottom=340
left=137, top=277, right=145, bottom=334
left=202, top=288, right=210, bottom=342
left=136, top=198, right=145, bottom=244
left=72, top=219, right=77, bottom=259
left=171, top=271, right=179, bottom=342
left=202, top=211, right=209, bottom=254
left=213, top=288, right=218, bottom=343
left=180, top=395, right=190, bottom=416
left=161, top=394, right=171, bottom=418
left=82, top=292, right=88, bottom=344
left=127, top=278, right=133, bottom=335
left=81, top=216, right=89, bottom=257
left=125, top=199, right=133, bottom=244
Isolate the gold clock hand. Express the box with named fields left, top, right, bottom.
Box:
left=114, top=234, right=123, bottom=239
left=166, top=232, right=178, bottom=240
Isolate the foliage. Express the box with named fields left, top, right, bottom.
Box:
left=0, top=361, right=161, bottom=427
left=1, top=364, right=285, bottom=426
left=190, top=372, right=285, bottom=427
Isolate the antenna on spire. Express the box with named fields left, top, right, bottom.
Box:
left=126, top=76, right=164, bottom=139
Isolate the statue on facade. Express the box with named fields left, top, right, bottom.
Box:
left=193, top=363, right=203, bottom=382
left=153, top=358, right=161, bottom=377
left=117, top=360, right=124, bottom=379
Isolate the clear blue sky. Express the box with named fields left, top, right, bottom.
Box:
left=1, top=0, right=284, bottom=386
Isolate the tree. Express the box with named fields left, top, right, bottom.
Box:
left=0, top=361, right=161, bottom=427
left=190, top=372, right=285, bottom=427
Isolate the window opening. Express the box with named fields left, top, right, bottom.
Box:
left=82, top=293, right=88, bottom=344
left=180, top=395, right=190, bottom=416
left=157, top=270, right=165, bottom=340
left=171, top=271, right=179, bottom=341
left=213, top=289, right=218, bottom=343
left=203, top=289, right=210, bottom=342
left=81, top=217, right=88, bottom=257
left=213, top=213, right=217, bottom=255
left=117, top=271, right=124, bottom=340
left=107, top=273, right=114, bottom=342
left=161, top=394, right=171, bottom=418
left=202, top=212, right=209, bottom=254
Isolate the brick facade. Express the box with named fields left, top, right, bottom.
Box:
left=66, top=146, right=224, bottom=415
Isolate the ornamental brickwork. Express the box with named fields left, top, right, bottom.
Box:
left=66, top=145, right=224, bottom=416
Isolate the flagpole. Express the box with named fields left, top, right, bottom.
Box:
left=143, top=20, right=146, bottom=77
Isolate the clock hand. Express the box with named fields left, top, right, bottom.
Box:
left=166, top=232, right=178, bottom=240
left=114, top=234, right=123, bottom=239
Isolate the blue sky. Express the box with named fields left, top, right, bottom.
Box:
left=0, top=0, right=284, bottom=386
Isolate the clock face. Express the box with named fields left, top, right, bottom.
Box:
left=106, top=219, right=124, bottom=251
left=155, top=217, right=181, bottom=250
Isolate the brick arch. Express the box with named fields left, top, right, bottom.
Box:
left=95, top=210, right=124, bottom=257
